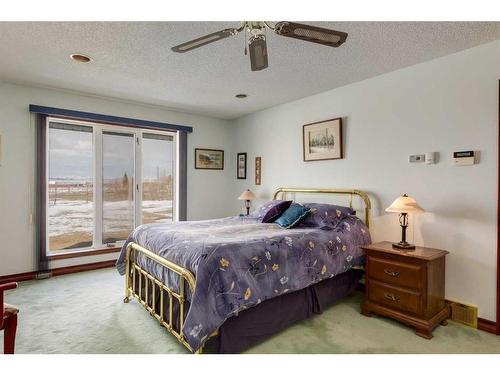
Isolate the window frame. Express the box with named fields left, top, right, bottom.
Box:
left=45, top=116, right=177, bottom=259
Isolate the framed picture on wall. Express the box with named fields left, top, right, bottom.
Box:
left=303, top=117, right=343, bottom=161
left=237, top=152, right=247, bottom=179
left=194, top=148, right=224, bottom=170
left=255, top=156, right=261, bottom=185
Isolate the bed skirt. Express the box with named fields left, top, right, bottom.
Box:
left=203, top=268, right=363, bottom=353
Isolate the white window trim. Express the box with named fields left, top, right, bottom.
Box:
left=45, top=116, right=177, bottom=256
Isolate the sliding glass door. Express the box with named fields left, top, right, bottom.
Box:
left=48, top=122, right=94, bottom=251
left=141, top=133, right=175, bottom=224
left=102, top=130, right=135, bottom=245
left=46, top=117, right=176, bottom=255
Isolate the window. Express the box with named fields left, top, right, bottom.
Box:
left=48, top=122, right=94, bottom=251
left=46, top=117, right=176, bottom=255
left=102, top=130, right=135, bottom=245
left=141, top=133, right=175, bottom=224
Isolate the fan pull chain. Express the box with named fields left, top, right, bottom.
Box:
left=244, top=27, right=248, bottom=55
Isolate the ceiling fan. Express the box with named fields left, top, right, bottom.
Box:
left=171, top=21, right=348, bottom=72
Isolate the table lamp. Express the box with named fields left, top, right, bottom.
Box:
left=385, top=194, right=424, bottom=250
left=238, top=189, right=256, bottom=215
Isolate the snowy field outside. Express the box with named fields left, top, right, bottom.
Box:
left=48, top=180, right=173, bottom=251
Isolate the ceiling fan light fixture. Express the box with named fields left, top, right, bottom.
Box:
left=248, top=35, right=268, bottom=72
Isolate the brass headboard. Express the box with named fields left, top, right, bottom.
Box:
left=272, top=187, right=371, bottom=229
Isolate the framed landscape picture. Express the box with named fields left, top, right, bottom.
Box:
left=303, top=117, right=343, bottom=161
left=237, top=152, right=247, bottom=179
left=195, top=148, right=224, bottom=170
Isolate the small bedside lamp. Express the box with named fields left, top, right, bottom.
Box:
left=238, top=189, right=256, bottom=215
left=385, top=194, right=424, bottom=250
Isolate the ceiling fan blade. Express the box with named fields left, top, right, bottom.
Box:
left=248, top=35, right=268, bottom=71
left=274, top=22, right=347, bottom=48
left=171, top=28, right=237, bottom=53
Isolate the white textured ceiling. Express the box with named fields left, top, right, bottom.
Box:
left=1, top=22, right=500, bottom=120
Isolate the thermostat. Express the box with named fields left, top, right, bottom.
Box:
left=454, top=150, right=475, bottom=166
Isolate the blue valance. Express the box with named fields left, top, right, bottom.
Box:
left=29, top=104, right=193, bottom=133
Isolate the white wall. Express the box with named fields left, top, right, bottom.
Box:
left=231, top=40, right=500, bottom=321
left=0, top=82, right=235, bottom=275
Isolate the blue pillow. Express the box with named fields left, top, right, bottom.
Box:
left=249, top=200, right=293, bottom=222
left=275, top=203, right=312, bottom=229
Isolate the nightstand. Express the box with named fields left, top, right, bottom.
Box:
left=360, top=241, right=449, bottom=339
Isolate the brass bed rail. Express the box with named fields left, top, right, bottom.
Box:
left=123, top=188, right=372, bottom=353
left=123, top=242, right=200, bottom=353
left=272, top=187, right=371, bottom=229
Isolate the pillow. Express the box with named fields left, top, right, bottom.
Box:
left=249, top=200, right=293, bottom=223
left=297, top=203, right=355, bottom=229
left=274, top=203, right=312, bottom=229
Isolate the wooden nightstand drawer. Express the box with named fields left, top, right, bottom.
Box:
left=367, top=256, right=422, bottom=290
left=361, top=242, right=449, bottom=339
left=369, top=280, right=422, bottom=316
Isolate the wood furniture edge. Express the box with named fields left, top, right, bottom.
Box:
left=47, top=247, right=120, bottom=260
left=361, top=242, right=449, bottom=338
left=363, top=240, right=500, bottom=335
left=361, top=241, right=449, bottom=260
left=0, top=260, right=116, bottom=283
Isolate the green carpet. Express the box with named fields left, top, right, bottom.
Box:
left=2, top=268, right=499, bottom=354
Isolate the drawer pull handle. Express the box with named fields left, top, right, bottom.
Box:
left=383, top=268, right=400, bottom=277
left=384, top=293, right=400, bottom=302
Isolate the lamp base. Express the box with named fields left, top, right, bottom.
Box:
left=392, top=242, right=416, bottom=250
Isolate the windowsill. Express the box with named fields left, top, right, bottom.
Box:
left=47, top=246, right=121, bottom=261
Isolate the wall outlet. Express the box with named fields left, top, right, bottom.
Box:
left=409, top=154, right=425, bottom=163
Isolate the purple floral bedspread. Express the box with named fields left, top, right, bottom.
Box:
left=116, top=215, right=371, bottom=351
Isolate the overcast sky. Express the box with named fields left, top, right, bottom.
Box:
left=49, top=128, right=173, bottom=181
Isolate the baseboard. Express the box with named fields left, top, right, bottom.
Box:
left=0, top=271, right=37, bottom=284
left=477, top=318, right=499, bottom=335
left=0, top=260, right=116, bottom=284
left=51, top=260, right=117, bottom=277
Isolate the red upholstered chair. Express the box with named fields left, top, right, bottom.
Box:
left=0, top=282, right=18, bottom=354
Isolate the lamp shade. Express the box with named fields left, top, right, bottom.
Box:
left=385, top=194, right=424, bottom=213
left=238, top=189, right=256, bottom=201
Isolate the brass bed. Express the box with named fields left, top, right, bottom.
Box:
left=122, top=187, right=371, bottom=353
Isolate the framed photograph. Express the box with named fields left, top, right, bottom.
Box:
left=303, top=117, right=343, bottom=161
left=237, top=152, right=247, bottom=179
left=255, top=156, right=261, bottom=185
left=194, top=148, right=224, bottom=170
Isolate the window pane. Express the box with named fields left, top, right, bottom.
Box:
left=102, top=131, right=134, bottom=244
left=48, top=122, right=93, bottom=252
left=142, top=133, right=174, bottom=224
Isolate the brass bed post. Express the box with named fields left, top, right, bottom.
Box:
left=123, top=243, right=132, bottom=303
left=123, top=242, right=197, bottom=352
